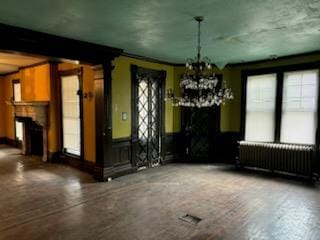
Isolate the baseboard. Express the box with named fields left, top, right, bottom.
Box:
left=60, top=155, right=95, bottom=174
left=0, top=137, right=6, bottom=144
left=1, top=137, right=16, bottom=147
left=94, top=163, right=136, bottom=181
left=162, top=154, right=179, bottom=165
left=48, top=151, right=61, bottom=162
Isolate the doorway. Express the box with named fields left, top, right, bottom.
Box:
left=59, top=69, right=83, bottom=157
left=13, top=79, right=23, bottom=144
left=181, top=74, right=222, bottom=161
left=131, top=65, right=166, bottom=169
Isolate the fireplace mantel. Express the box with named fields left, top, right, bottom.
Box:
left=6, top=101, right=50, bottom=162
left=8, top=101, right=49, bottom=127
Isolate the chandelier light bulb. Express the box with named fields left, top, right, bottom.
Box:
left=165, top=16, right=233, bottom=108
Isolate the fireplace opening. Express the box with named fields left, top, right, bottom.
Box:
left=11, top=101, right=49, bottom=161
left=29, top=121, right=43, bottom=156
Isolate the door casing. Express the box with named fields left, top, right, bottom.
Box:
left=58, top=68, right=84, bottom=160
left=131, top=65, right=166, bottom=168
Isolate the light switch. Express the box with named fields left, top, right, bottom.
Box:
left=122, top=112, right=127, bottom=121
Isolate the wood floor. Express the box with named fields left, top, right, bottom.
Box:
left=0, top=144, right=320, bottom=240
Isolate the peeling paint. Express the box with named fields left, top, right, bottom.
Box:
left=0, top=0, right=319, bottom=64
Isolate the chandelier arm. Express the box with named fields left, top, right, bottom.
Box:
left=165, top=16, right=233, bottom=108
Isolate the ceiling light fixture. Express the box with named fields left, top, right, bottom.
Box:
left=166, top=16, right=233, bottom=108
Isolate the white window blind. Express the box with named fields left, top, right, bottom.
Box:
left=245, top=74, right=277, bottom=142
left=280, top=70, right=318, bottom=144
left=61, top=75, right=81, bottom=156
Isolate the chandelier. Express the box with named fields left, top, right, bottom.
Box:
left=166, top=16, right=233, bottom=108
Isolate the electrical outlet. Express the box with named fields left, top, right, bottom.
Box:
left=122, top=112, right=127, bottom=121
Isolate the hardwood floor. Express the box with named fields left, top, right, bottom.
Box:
left=0, top=144, right=320, bottom=240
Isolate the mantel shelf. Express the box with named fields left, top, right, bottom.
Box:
left=6, top=101, right=49, bottom=106
left=9, top=101, right=49, bottom=128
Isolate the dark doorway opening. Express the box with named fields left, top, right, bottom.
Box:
left=29, top=121, right=43, bottom=156
left=181, top=74, right=222, bottom=162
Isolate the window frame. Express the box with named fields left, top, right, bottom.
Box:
left=241, top=61, right=320, bottom=146
left=58, top=68, right=84, bottom=160
left=12, top=79, right=24, bottom=146
left=244, top=73, right=278, bottom=143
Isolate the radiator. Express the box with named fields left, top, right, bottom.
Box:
left=239, top=141, right=314, bottom=177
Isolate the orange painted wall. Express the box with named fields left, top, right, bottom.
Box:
left=0, top=77, right=5, bottom=138
left=1, top=64, right=60, bottom=153
left=58, top=63, right=96, bottom=162
left=20, top=64, right=50, bottom=101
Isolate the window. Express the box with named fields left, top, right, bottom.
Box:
left=280, top=70, right=319, bottom=144
left=13, top=81, right=23, bottom=141
left=61, top=75, right=81, bottom=156
left=245, top=74, right=277, bottom=142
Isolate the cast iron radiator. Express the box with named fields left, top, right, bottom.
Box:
left=239, top=141, right=314, bottom=176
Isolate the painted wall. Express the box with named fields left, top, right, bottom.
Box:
left=111, top=56, right=180, bottom=139
left=1, top=63, right=95, bottom=161
left=219, top=67, right=241, bottom=132
left=2, top=53, right=318, bottom=163
left=129, top=62, right=241, bottom=135
left=0, top=77, right=5, bottom=138
left=1, top=64, right=54, bottom=145
left=172, top=54, right=320, bottom=134
left=58, top=63, right=96, bottom=162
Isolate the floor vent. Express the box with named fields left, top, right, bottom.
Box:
left=179, top=214, right=202, bottom=225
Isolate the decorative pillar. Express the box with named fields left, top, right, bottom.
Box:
left=93, top=60, right=114, bottom=181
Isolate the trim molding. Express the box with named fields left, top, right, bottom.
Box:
left=112, top=137, right=132, bottom=143
left=59, top=155, right=95, bottom=174
left=94, top=164, right=136, bottom=181
left=0, top=137, right=6, bottom=144
left=0, top=71, right=19, bottom=77
left=0, top=23, right=122, bottom=64
left=123, top=50, right=320, bottom=68
left=121, top=52, right=184, bottom=67
left=48, top=151, right=60, bottom=162
left=131, top=65, right=167, bottom=168
left=163, top=132, right=181, bottom=164
left=0, top=21, right=319, bottom=70
left=228, top=50, right=320, bottom=68
left=0, top=137, right=17, bottom=147
left=58, top=67, right=85, bottom=161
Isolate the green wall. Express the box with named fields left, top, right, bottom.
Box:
left=112, top=56, right=180, bottom=139
left=112, top=53, right=320, bottom=139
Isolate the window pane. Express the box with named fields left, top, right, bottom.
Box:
left=61, top=75, right=81, bottom=155
left=15, top=121, right=23, bottom=141
left=280, top=70, right=318, bottom=144
left=138, top=80, right=149, bottom=140
left=13, top=83, right=21, bottom=101
left=245, top=74, right=277, bottom=142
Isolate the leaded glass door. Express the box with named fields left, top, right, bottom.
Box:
left=137, top=76, right=161, bottom=168
left=131, top=65, right=166, bottom=169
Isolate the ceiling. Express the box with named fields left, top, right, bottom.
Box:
left=0, top=0, right=320, bottom=68
left=0, top=52, right=46, bottom=74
